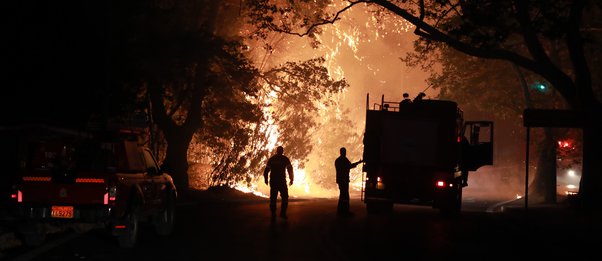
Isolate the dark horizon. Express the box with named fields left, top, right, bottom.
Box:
left=6, top=1, right=114, bottom=127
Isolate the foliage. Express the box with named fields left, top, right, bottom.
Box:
left=245, top=0, right=334, bottom=48
left=304, top=103, right=363, bottom=190
left=195, top=57, right=349, bottom=187
left=261, top=57, right=349, bottom=165
left=111, top=0, right=353, bottom=190
left=245, top=0, right=602, bottom=207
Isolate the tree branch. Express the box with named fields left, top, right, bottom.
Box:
left=271, top=0, right=369, bottom=37
left=370, top=0, right=565, bottom=82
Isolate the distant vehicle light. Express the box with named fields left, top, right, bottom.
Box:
left=568, top=170, right=576, bottom=177
left=376, top=177, right=385, bottom=190
left=436, top=181, right=445, bottom=187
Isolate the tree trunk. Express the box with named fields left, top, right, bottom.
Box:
left=529, top=128, right=557, bottom=203
left=578, top=126, right=602, bottom=211
left=162, top=127, right=194, bottom=194
left=147, top=80, right=203, bottom=196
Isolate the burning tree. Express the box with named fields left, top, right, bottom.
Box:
left=246, top=0, right=602, bottom=210
left=111, top=0, right=350, bottom=193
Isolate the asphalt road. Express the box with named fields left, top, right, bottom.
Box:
left=3, top=191, right=601, bottom=261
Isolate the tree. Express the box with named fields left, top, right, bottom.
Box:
left=112, top=0, right=350, bottom=193
left=111, top=0, right=262, bottom=192
left=260, top=57, right=348, bottom=163
left=189, top=57, right=348, bottom=189
left=305, top=104, right=363, bottom=191
left=247, top=0, right=602, bottom=211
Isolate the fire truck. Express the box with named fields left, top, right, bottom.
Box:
left=361, top=94, right=493, bottom=215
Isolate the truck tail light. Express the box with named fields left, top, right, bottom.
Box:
left=104, top=186, right=117, bottom=205
left=10, top=189, right=22, bottom=203
left=435, top=180, right=453, bottom=188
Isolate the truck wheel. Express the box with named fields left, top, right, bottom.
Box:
left=154, top=192, right=176, bottom=235
left=20, top=223, right=46, bottom=247
left=117, top=208, right=139, bottom=248
left=440, top=185, right=462, bottom=217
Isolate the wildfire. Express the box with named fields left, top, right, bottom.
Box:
left=192, top=0, right=420, bottom=199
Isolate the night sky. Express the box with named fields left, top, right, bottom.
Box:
left=6, top=0, right=111, bottom=127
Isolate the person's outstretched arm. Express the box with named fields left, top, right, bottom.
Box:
left=351, top=159, right=363, bottom=168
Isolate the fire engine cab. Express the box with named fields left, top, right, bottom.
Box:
left=361, top=94, right=493, bottom=215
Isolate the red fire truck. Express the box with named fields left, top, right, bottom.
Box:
left=361, top=94, right=493, bottom=215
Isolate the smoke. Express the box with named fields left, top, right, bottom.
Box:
left=221, top=2, right=528, bottom=202
left=227, top=3, right=435, bottom=198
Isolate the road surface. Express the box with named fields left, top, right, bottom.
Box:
left=3, top=190, right=600, bottom=261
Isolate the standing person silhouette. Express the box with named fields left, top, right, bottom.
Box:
left=413, top=92, right=426, bottom=102
left=400, top=93, right=412, bottom=106
left=335, top=147, right=362, bottom=216
left=264, top=146, right=294, bottom=220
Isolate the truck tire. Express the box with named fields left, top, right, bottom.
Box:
left=439, top=184, right=462, bottom=217
left=154, top=191, right=176, bottom=235
left=117, top=207, right=139, bottom=248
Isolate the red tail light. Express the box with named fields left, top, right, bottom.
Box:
left=435, top=180, right=455, bottom=188
left=10, top=190, right=22, bottom=202
left=104, top=186, right=117, bottom=205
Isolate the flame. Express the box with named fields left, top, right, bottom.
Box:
left=191, top=1, right=423, bottom=199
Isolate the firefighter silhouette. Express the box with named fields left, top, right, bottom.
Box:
left=264, top=146, right=294, bottom=220
left=400, top=93, right=412, bottom=106
left=335, top=147, right=362, bottom=216
left=413, top=92, right=426, bottom=102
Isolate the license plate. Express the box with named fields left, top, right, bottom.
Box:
left=51, top=206, right=74, bottom=218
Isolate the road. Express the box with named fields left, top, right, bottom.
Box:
left=3, top=191, right=601, bottom=261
